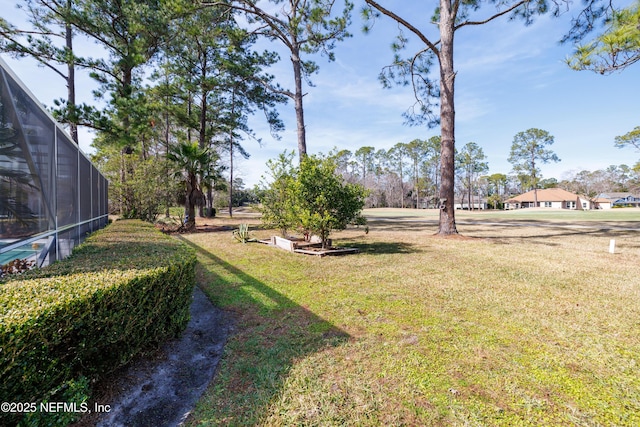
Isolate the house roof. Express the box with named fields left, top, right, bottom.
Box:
left=506, top=188, right=582, bottom=203
left=598, top=192, right=635, bottom=200
left=594, top=197, right=612, bottom=203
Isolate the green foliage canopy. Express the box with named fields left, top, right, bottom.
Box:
left=567, top=0, right=640, bottom=74
left=259, top=150, right=299, bottom=236
left=295, top=154, right=368, bottom=248
left=167, top=142, right=217, bottom=229
left=615, top=126, right=640, bottom=152
left=260, top=151, right=368, bottom=248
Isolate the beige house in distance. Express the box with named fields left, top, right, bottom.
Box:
left=505, top=188, right=594, bottom=210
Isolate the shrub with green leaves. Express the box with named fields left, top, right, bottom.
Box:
left=0, top=220, right=196, bottom=425
left=258, top=150, right=299, bottom=236
left=259, top=151, right=368, bottom=248
left=295, top=155, right=368, bottom=248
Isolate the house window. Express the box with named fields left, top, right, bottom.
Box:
left=544, top=202, right=552, bottom=207
left=567, top=201, right=576, bottom=209
left=582, top=202, right=587, bottom=209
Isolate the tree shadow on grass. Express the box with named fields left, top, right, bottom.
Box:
left=176, top=236, right=352, bottom=425
left=468, top=223, right=639, bottom=246
left=365, top=218, right=438, bottom=233
left=340, top=239, right=422, bottom=255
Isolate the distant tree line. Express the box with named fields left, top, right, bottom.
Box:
left=324, top=129, right=640, bottom=211
left=1, top=0, right=636, bottom=230
left=559, top=165, right=640, bottom=198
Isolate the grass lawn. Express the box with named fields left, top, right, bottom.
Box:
left=182, top=209, right=640, bottom=426
left=365, top=206, right=640, bottom=224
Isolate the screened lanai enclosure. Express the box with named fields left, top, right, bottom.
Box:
left=0, top=57, right=108, bottom=270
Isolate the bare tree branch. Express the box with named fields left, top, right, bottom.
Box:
left=455, top=0, right=529, bottom=30
left=364, top=0, right=440, bottom=57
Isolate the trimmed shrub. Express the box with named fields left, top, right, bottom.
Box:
left=259, top=151, right=368, bottom=248
left=0, top=220, right=196, bottom=425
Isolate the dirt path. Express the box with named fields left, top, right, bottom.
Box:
left=76, top=286, right=232, bottom=427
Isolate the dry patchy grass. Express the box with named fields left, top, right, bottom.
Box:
left=182, top=215, right=640, bottom=426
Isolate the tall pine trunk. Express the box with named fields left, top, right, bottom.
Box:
left=229, top=136, right=234, bottom=218
left=165, top=87, right=171, bottom=218
left=437, top=0, right=458, bottom=235
left=198, top=83, right=208, bottom=218
left=65, top=0, right=78, bottom=144
left=229, top=86, right=236, bottom=218
left=399, top=163, right=404, bottom=208
left=291, top=45, right=307, bottom=161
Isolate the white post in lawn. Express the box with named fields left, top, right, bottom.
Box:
left=609, top=239, right=616, bottom=254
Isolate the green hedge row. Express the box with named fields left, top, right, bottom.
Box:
left=0, top=220, right=196, bottom=423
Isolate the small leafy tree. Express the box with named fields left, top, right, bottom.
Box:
left=487, top=193, right=503, bottom=210
left=260, top=152, right=368, bottom=248
left=259, top=150, right=299, bottom=236
left=122, top=157, right=171, bottom=222
left=295, top=155, right=368, bottom=248
left=92, top=145, right=176, bottom=221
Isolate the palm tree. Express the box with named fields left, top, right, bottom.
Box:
left=167, top=142, right=214, bottom=230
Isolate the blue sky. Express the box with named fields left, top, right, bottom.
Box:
left=2, top=1, right=639, bottom=187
